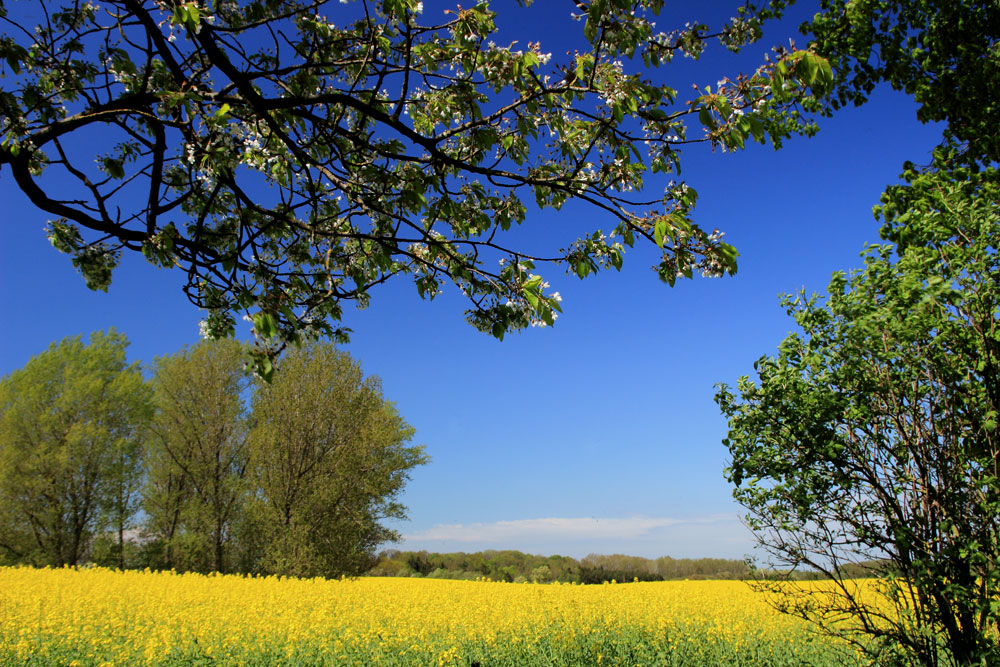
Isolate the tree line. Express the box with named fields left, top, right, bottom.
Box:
left=367, top=550, right=887, bottom=584
left=0, top=332, right=427, bottom=578
left=367, top=549, right=788, bottom=583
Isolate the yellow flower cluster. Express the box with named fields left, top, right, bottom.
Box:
left=0, top=566, right=848, bottom=666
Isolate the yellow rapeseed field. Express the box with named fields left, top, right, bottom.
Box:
left=0, top=566, right=851, bottom=666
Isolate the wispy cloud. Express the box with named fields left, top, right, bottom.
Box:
left=403, top=514, right=738, bottom=544
left=397, top=514, right=755, bottom=558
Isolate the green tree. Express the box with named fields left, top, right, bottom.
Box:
left=793, top=0, right=1000, bottom=168
left=0, top=0, right=834, bottom=374
left=248, top=343, right=427, bottom=577
left=145, top=338, right=251, bottom=573
left=716, top=168, right=1000, bottom=666
left=141, top=427, right=191, bottom=570
left=104, top=395, right=150, bottom=569
left=0, top=330, right=151, bottom=566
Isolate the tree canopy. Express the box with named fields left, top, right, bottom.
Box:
left=146, top=338, right=251, bottom=573
left=710, top=4, right=1000, bottom=662
left=0, top=330, right=151, bottom=567
left=248, top=343, right=427, bottom=577
left=0, top=333, right=425, bottom=577
left=799, top=0, right=1000, bottom=168
left=0, top=0, right=836, bottom=375
left=716, top=167, right=1000, bottom=665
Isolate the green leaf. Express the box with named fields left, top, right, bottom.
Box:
left=103, top=158, right=125, bottom=179
left=717, top=243, right=739, bottom=274
left=729, top=129, right=745, bottom=150
left=257, top=355, right=274, bottom=383
left=253, top=312, right=278, bottom=339
left=653, top=216, right=669, bottom=249
left=698, top=107, right=714, bottom=129
left=715, top=98, right=732, bottom=119
left=610, top=249, right=623, bottom=271
left=770, top=70, right=786, bottom=102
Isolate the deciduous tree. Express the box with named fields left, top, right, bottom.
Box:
left=104, top=402, right=149, bottom=569
left=716, top=168, right=1000, bottom=666
left=0, top=0, right=833, bottom=375
left=247, top=343, right=427, bottom=577
left=0, top=330, right=151, bottom=566
left=798, top=0, right=1000, bottom=168
left=145, top=338, right=251, bottom=573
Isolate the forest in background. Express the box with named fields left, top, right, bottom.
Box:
left=365, top=550, right=879, bottom=583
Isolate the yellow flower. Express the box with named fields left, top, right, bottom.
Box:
left=0, top=566, right=856, bottom=666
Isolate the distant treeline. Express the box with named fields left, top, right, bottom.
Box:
left=368, top=550, right=752, bottom=583
left=367, top=550, right=885, bottom=583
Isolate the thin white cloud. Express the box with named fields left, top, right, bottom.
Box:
left=403, top=514, right=738, bottom=544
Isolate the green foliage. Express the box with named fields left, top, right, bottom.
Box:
left=800, top=0, right=1000, bottom=168
left=367, top=549, right=757, bottom=583
left=0, top=0, right=832, bottom=375
left=0, top=330, right=151, bottom=566
left=0, top=335, right=426, bottom=579
left=716, top=169, right=1000, bottom=666
left=145, top=339, right=252, bottom=574
left=246, top=343, right=428, bottom=577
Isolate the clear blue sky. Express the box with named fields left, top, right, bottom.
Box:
left=0, top=1, right=943, bottom=559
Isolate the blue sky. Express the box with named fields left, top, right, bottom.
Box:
left=0, top=1, right=943, bottom=559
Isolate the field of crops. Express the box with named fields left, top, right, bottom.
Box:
left=0, top=566, right=856, bottom=666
